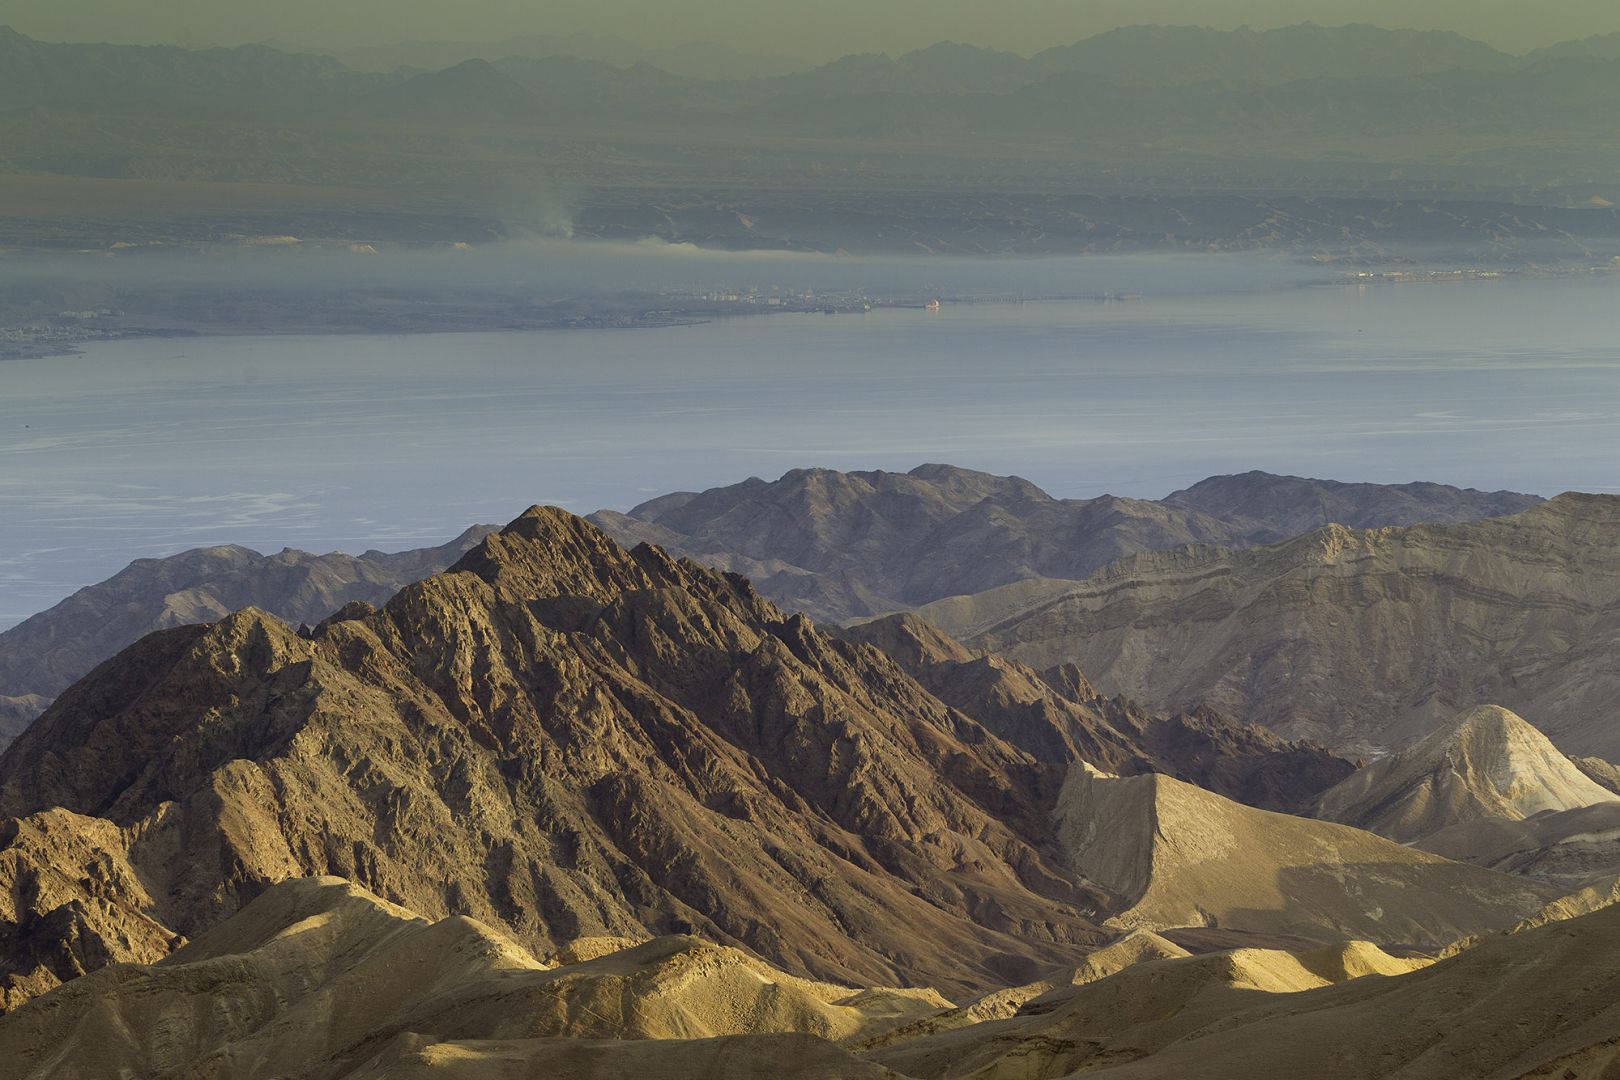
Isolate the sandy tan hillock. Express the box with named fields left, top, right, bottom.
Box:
left=0, top=876, right=932, bottom=1079
left=1056, top=763, right=1560, bottom=946
left=865, top=937, right=1431, bottom=1078
left=1316, top=704, right=1620, bottom=843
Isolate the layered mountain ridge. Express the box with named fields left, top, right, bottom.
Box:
left=1, top=465, right=1533, bottom=750
left=590, top=464, right=1539, bottom=624
left=0, top=503, right=1612, bottom=1077
left=921, top=492, right=1620, bottom=756
left=0, top=505, right=1543, bottom=1020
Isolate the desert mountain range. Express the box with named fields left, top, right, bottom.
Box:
left=920, top=491, right=1620, bottom=756
left=1, top=503, right=1618, bottom=1076
left=589, top=464, right=1540, bottom=623
left=1, top=466, right=1537, bottom=746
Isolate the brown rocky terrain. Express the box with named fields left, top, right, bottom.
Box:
left=838, top=612, right=1351, bottom=813
left=589, top=464, right=1538, bottom=625
left=0, top=526, right=493, bottom=742
left=920, top=493, right=1620, bottom=756
left=0, top=507, right=1149, bottom=1010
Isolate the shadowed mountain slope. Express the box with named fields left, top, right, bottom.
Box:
left=0, top=508, right=1134, bottom=1009
left=0, top=526, right=493, bottom=741
left=922, top=493, right=1620, bottom=756
left=1416, top=802, right=1620, bottom=886
left=590, top=464, right=1538, bottom=624
left=838, top=612, right=1351, bottom=813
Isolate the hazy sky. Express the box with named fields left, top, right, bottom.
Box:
left=3, top=0, right=1618, bottom=57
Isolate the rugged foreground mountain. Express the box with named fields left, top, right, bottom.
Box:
left=920, top=492, right=1620, bottom=756
left=0, top=507, right=1605, bottom=1077
left=0, top=526, right=492, bottom=741
left=0, top=508, right=1108, bottom=1006
left=590, top=464, right=1539, bottom=624
left=0, top=508, right=1547, bottom=1019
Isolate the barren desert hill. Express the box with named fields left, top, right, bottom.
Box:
left=1055, top=763, right=1559, bottom=946
left=866, top=897, right=1620, bottom=1079
left=4, top=871, right=1615, bottom=1080
left=0, top=506, right=1129, bottom=1007
left=920, top=491, right=1620, bottom=756
left=1315, top=704, right=1619, bottom=842
left=0, top=875, right=925, bottom=1079
left=589, top=464, right=1539, bottom=624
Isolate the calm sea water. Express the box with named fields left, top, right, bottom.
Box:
left=3, top=271, right=1618, bottom=627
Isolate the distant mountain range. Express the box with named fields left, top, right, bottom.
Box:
left=0, top=526, right=491, bottom=742
left=0, top=467, right=1537, bottom=745
left=4, top=22, right=1620, bottom=193
left=4, top=22, right=1616, bottom=135
left=590, top=465, right=1541, bottom=623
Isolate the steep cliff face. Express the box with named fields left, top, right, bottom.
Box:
left=0, top=508, right=1120, bottom=1008
left=923, top=493, right=1620, bottom=756
left=1315, top=705, right=1619, bottom=843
